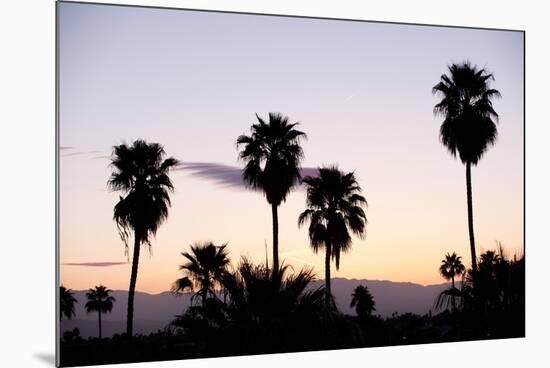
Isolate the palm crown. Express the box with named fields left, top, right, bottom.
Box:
left=85, top=285, right=116, bottom=314
left=236, top=113, right=306, bottom=205
left=439, top=252, right=466, bottom=288
left=433, top=61, right=501, bottom=165
left=60, top=286, right=78, bottom=320
left=108, top=139, right=179, bottom=251
left=221, top=259, right=325, bottom=326
left=298, top=166, right=367, bottom=269
left=350, top=285, right=376, bottom=318
left=172, top=242, right=230, bottom=307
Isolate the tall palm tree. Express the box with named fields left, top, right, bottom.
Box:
left=60, top=286, right=77, bottom=320
left=439, top=252, right=466, bottom=290
left=433, top=62, right=501, bottom=272
left=298, top=166, right=367, bottom=306
left=108, top=139, right=178, bottom=337
left=236, top=113, right=307, bottom=276
left=172, top=242, right=230, bottom=309
left=85, top=285, right=116, bottom=339
left=350, top=285, right=376, bottom=318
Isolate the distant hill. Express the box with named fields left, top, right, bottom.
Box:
left=61, top=278, right=450, bottom=339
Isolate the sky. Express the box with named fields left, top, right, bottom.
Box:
left=58, top=2, right=524, bottom=294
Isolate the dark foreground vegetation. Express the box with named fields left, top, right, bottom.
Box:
left=60, top=248, right=524, bottom=367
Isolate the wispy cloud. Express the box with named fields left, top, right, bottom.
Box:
left=63, top=262, right=127, bottom=267
left=59, top=146, right=74, bottom=150
left=175, top=162, right=319, bottom=190
left=90, top=155, right=111, bottom=160
left=344, top=94, right=355, bottom=102
left=175, top=162, right=246, bottom=189
left=62, top=150, right=102, bottom=157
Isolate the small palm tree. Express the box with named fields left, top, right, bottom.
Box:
left=172, top=242, right=230, bottom=309
left=108, top=139, right=178, bottom=337
left=298, top=166, right=367, bottom=306
left=350, top=285, right=376, bottom=318
left=85, top=285, right=116, bottom=339
left=433, top=62, right=501, bottom=272
left=237, top=113, right=307, bottom=276
left=60, top=286, right=77, bottom=320
left=439, top=252, right=466, bottom=290
left=439, top=252, right=466, bottom=311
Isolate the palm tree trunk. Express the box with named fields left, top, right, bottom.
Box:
left=127, top=232, right=141, bottom=338
left=466, top=162, right=478, bottom=273
left=325, top=241, right=332, bottom=307
left=271, top=203, right=279, bottom=276
left=98, top=311, right=102, bottom=339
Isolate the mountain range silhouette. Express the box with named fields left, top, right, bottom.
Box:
left=61, top=278, right=451, bottom=338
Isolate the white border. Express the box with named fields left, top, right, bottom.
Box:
left=1, top=1, right=548, bottom=367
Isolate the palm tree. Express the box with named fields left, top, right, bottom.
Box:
left=298, top=166, right=367, bottom=306
left=439, top=252, right=466, bottom=311
left=350, top=285, right=376, bottom=318
left=236, top=113, right=307, bottom=276
left=172, top=242, right=230, bottom=309
left=60, top=286, right=77, bottom=320
left=172, top=259, right=329, bottom=350
left=108, top=139, right=178, bottom=337
left=85, top=285, right=116, bottom=339
left=439, top=252, right=466, bottom=290
left=433, top=62, right=501, bottom=272
left=221, top=259, right=326, bottom=325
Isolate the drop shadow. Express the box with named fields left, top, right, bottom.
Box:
left=33, top=353, right=56, bottom=366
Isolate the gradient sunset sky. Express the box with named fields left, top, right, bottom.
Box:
left=59, top=2, right=524, bottom=293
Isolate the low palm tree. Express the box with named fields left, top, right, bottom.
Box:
left=350, top=285, right=376, bottom=318
left=298, top=166, right=368, bottom=306
left=222, top=259, right=325, bottom=324
left=60, top=286, right=77, bottom=320
left=108, top=139, right=178, bottom=337
left=236, top=113, right=307, bottom=276
left=172, top=242, right=230, bottom=309
left=172, top=259, right=329, bottom=350
left=439, top=252, right=466, bottom=311
left=85, top=285, right=116, bottom=339
left=432, top=62, right=501, bottom=272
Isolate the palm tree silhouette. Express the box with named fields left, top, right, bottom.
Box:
left=60, top=286, right=78, bottom=320
left=237, top=113, right=307, bottom=276
left=172, top=242, right=230, bottom=309
left=172, top=258, right=328, bottom=348
left=439, top=252, right=466, bottom=310
left=85, top=285, right=116, bottom=339
left=350, top=285, right=376, bottom=318
left=298, top=166, right=367, bottom=306
left=433, top=62, right=501, bottom=272
left=108, top=139, right=178, bottom=338
left=220, top=258, right=326, bottom=327
left=439, top=252, right=466, bottom=290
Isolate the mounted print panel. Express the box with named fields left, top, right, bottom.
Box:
left=56, top=1, right=525, bottom=366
